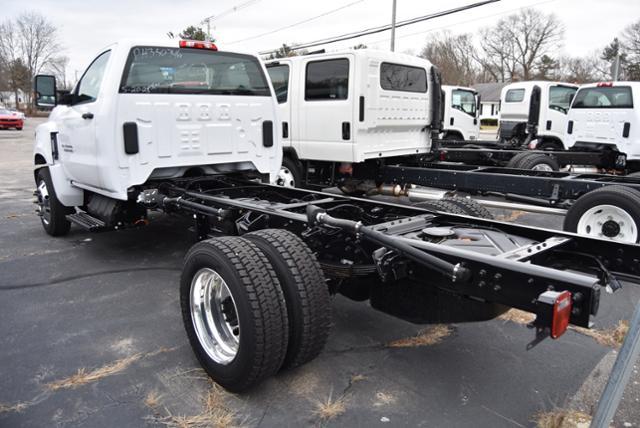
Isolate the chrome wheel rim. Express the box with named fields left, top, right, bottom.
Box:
left=190, top=268, right=240, bottom=365
left=36, top=179, right=51, bottom=225
left=531, top=163, right=554, bottom=172
left=577, top=204, right=638, bottom=243
left=274, top=166, right=296, bottom=187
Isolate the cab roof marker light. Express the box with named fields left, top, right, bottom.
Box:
left=597, top=82, right=614, bottom=87
left=179, top=40, right=218, bottom=51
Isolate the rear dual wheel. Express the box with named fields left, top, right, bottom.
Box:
left=181, top=230, right=330, bottom=392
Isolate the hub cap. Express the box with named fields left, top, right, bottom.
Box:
left=577, top=204, right=638, bottom=243
left=36, top=179, right=51, bottom=225
left=531, top=163, right=554, bottom=172
left=190, top=268, right=240, bottom=365
left=274, top=166, right=296, bottom=187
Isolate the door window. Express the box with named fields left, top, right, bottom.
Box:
left=266, top=64, right=290, bottom=103
left=305, top=59, right=349, bottom=101
left=549, top=85, right=577, bottom=114
left=76, top=51, right=111, bottom=104
left=451, top=89, right=476, bottom=116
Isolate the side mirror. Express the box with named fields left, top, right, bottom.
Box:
left=34, top=75, right=57, bottom=108
left=476, top=94, right=481, bottom=118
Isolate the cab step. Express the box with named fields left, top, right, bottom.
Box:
left=66, top=212, right=107, bottom=231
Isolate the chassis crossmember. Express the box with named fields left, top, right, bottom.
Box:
left=137, top=176, right=640, bottom=337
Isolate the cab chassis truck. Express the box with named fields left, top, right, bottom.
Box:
left=32, top=40, right=640, bottom=392
left=264, top=51, right=640, bottom=243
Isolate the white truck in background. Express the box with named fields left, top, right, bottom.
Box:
left=498, top=81, right=578, bottom=150
left=441, top=85, right=480, bottom=141
left=566, top=82, right=640, bottom=175
left=265, top=50, right=440, bottom=187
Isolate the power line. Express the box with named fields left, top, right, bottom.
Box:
left=259, top=0, right=500, bottom=55
left=202, top=0, right=262, bottom=24
left=227, top=0, right=366, bottom=45
left=366, top=0, right=557, bottom=46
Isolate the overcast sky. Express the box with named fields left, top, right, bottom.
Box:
left=4, top=0, right=640, bottom=79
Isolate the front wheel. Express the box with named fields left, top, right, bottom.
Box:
left=273, top=157, right=302, bottom=188
left=35, top=167, right=73, bottom=236
left=564, top=186, right=640, bottom=243
left=180, top=237, right=289, bottom=392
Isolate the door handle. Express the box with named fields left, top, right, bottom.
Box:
left=82, top=112, right=94, bottom=120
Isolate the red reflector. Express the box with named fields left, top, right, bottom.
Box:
left=551, top=290, right=572, bottom=339
left=597, top=82, right=613, bottom=87
left=439, top=151, right=447, bottom=161
left=179, top=40, right=218, bottom=51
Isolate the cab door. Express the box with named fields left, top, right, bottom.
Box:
left=450, top=88, right=479, bottom=140
left=57, top=50, right=111, bottom=188
left=544, top=85, right=576, bottom=145
left=266, top=61, right=293, bottom=149
left=298, top=55, right=354, bottom=162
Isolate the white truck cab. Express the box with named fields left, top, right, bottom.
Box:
left=265, top=50, right=440, bottom=186
left=566, top=82, right=640, bottom=170
left=33, top=39, right=280, bottom=235
left=441, top=85, right=480, bottom=141
left=499, top=81, right=578, bottom=150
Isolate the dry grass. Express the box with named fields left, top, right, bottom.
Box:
left=312, top=391, right=347, bottom=422
left=45, top=347, right=175, bottom=391
left=499, top=309, right=536, bottom=325
left=373, top=391, right=397, bottom=407
left=535, top=409, right=592, bottom=428
left=387, top=325, right=452, bottom=348
left=152, top=383, right=240, bottom=428
left=0, top=401, right=29, bottom=414
left=350, top=374, right=367, bottom=383
left=144, top=390, right=162, bottom=409
left=571, top=320, right=629, bottom=348
left=495, top=210, right=527, bottom=222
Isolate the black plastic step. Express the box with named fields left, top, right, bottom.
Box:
left=66, top=212, right=107, bottom=231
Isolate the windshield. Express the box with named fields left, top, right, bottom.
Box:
left=0, top=109, right=9, bottom=115
left=549, top=86, right=577, bottom=114
left=451, top=89, right=476, bottom=116
left=119, top=46, right=271, bottom=96
left=572, top=86, right=633, bottom=109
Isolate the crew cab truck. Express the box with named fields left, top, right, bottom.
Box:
left=33, top=40, right=640, bottom=392
left=265, top=50, right=439, bottom=188
left=566, top=82, right=640, bottom=174
left=441, top=85, right=480, bottom=141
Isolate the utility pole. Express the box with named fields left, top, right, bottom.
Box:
left=390, top=0, right=397, bottom=52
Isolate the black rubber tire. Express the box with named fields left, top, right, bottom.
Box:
left=444, top=132, right=462, bottom=141
left=505, top=151, right=533, bottom=168
left=180, top=237, right=289, bottom=392
left=510, top=153, right=560, bottom=171
left=443, top=197, right=494, bottom=219
left=245, top=229, right=331, bottom=370
left=280, top=156, right=302, bottom=188
left=16, top=127, right=23, bottom=131
left=36, top=167, right=73, bottom=236
left=413, top=200, right=468, bottom=215
left=563, top=185, right=640, bottom=243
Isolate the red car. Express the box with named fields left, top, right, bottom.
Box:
left=0, top=108, right=24, bottom=130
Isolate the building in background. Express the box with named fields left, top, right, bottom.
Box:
left=473, top=82, right=507, bottom=123
left=0, top=90, right=26, bottom=109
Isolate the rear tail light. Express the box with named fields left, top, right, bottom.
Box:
left=536, top=290, right=573, bottom=339
left=179, top=40, right=218, bottom=51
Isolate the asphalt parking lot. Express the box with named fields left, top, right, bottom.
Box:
left=1, top=118, right=639, bottom=428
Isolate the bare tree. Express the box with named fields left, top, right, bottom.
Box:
left=0, top=11, right=62, bottom=110
left=477, top=9, right=564, bottom=82
left=419, top=31, right=478, bottom=86
left=621, top=19, right=640, bottom=80
left=559, top=54, right=607, bottom=84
